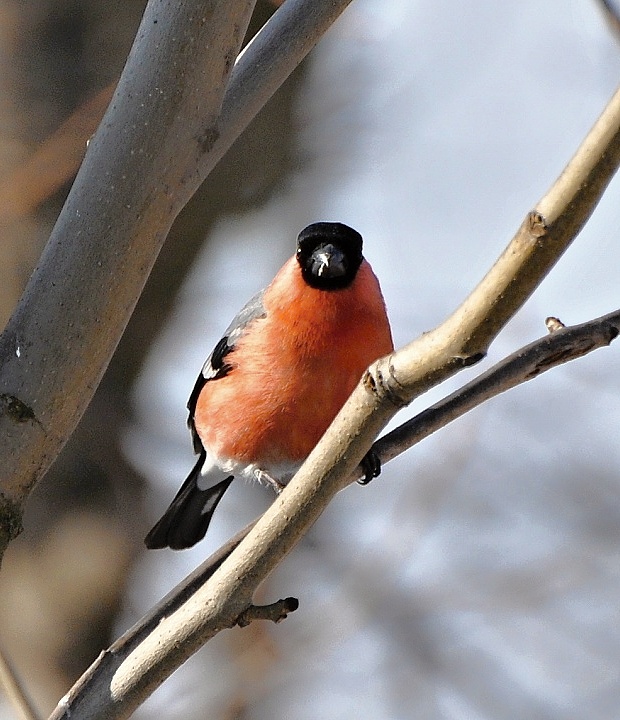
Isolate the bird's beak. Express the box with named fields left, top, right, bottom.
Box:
left=311, top=243, right=347, bottom=279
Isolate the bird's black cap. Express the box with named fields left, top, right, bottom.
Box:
left=296, top=222, right=364, bottom=290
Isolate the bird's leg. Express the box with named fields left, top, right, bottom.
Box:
left=357, top=449, right=381, bottom=485
left=255, top=469, right=286, bottom=495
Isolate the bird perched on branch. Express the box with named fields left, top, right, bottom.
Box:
left=145, top=222, right=393, bottom=550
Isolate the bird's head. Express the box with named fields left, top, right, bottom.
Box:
left=296, top=222, right=364, bottom=290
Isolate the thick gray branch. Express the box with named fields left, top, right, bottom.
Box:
left=0, top=0, right=255, bottom=532
left=0, top=0, right=355, bottom=551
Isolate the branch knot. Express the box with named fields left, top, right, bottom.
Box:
left=527, top=210, right=548, bottom=238
left=364, top=355, right=410, bottom=408
left=0, top=394, right=39, bottom=425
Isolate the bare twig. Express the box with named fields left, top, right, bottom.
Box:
left=596, top=0, right=620, bottom=40
left=0, top=85, right=115, bottom=219
left=372, top=309, right=620, bottom=469
left=47, top=307, right=620, bottom=720
left=387, top=85, right=620, bottom=402
left=0, top=643, right=41, bottom=720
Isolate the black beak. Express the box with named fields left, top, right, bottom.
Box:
left=309, top=243, right=347, bottom=279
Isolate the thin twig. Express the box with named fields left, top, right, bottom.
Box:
left=596, top=0, right=620, bottom=40
left=371, top=309, right=620, bottom=470
left=0, top=643, right=41, bottom=720
left=47, top=308, right=620, bottom=720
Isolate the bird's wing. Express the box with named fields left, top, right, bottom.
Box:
left=187, top=289, right=266, bottom=453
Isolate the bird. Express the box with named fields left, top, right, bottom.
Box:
left=144, top=221, right=393, bottom=550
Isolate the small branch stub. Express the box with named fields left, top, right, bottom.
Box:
left=546, top=316, right=566, bottom=332
left=236, top=597, right=299, bottom=627
left=528, top=210, right=548, bottom=238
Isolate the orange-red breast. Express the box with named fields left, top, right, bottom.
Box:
left=145, top=222, right=393, bottom=550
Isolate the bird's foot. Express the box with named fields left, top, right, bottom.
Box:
left=357, top=449, right=381, bottom=485
left=255, top=469, right=286, bottom=495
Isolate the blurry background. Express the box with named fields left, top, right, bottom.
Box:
left=0, top=1, right=619, bottom=718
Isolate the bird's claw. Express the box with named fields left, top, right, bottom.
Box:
left=358, top=449, right=381, bottom=485
left=255, top=469, right=286, bottom=495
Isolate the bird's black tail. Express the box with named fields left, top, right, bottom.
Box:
left=144, top=451, right=234, bottom=550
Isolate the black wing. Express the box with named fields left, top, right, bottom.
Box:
left=187, top=289, right=266, bottom=453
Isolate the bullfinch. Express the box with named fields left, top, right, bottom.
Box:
left=145, top=222, right=393, bottom=550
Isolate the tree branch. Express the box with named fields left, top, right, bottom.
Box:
left=0, top=0, right=256, bottom=545
left=47, top=522, right=251, bottom=719
left=387, top=85, right=620, bottom=401
left=48, top=82, right=620, bottom=717
left=0, top=0, right=356, bottom=555
left=0, top=642, right=41, bottom=720
left=596, top=0, right=620, bottom=40
left=48, top=306, right=620, bottom=720
left=372, top=309, right=620, bottom=469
